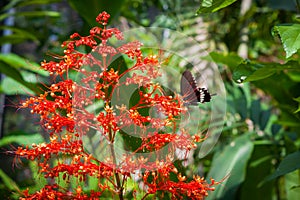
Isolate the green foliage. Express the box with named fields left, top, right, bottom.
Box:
left=0, top=132, right=43, bottom=147
left=207, top=133, right=254, bottom=200
left=264, top=151, right=300, bottom=182
left=1, top=0, right=300, bottom=199
left=0, top=53, right=48, bottom=94
left=197, top=0, right=238, bottom=14
left=203, top=1, right=300, bottom=199
left=273, top=24, right=300, bottom=58
left=233, top=60, right=300, bottom=83
left=67, top=0, right=125, bottom=27
left=0, top=26, right=38, bottom=45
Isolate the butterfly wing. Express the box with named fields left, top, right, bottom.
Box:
left=180, top=70, right=199, bottom=105
left=181, top=70, right=212, bottom=105
left=198, top=88, right=211, bottom=103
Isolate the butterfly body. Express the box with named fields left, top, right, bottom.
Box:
left=180, top=70, right=212, bottom=105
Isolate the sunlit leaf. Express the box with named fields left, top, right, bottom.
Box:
left=273, top=24, right=300, bottom=58
left=0, top=53, right=47, bottom=76
left=209, top=52, right=243, bottom=69
left=197, top=0, right=238, bottom=14
left=0, top=133, right=44, bottom=147
left=233, top=60, right=300, bottom=83
left=0, top=61, right=44, bottom=94
left=285, top=170, right=300, bottom=200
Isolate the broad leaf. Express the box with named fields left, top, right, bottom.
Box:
left=0, top=61, right=44, bottom=94
left=206, top=133, right=254, bottom=200
left=0, top=26, right=39, bottom=45
left=0, top=169, right=19, bottom=191
left=239, top=144, right=275, bottom=200
left=284, top=170, right=300, bottom=200
left=1, top=76, right=34, bottom=95
left=209, top=52, right=243, bottom=69
left=67, top=0, right=125, bottom=27
left=273, top=24, right=300, bottom=58
left=233, top=60, right=300, bottom=83
left=0, top=133, right=44, bottom=147
left=197, top=0, right=238, bottom=14
left=0, top=53, right=48, bottom=76
left=264, top=151, right=300, bottom=182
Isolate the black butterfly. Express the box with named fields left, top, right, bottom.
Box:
left=180, top=70, right=212, bottom=105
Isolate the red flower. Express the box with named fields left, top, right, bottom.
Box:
left=13, top=11, right=219, bottom=199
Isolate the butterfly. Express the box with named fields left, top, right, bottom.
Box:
left=180, top=70, right=212, bottom=105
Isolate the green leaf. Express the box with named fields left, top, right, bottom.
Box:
left=1, top=0, right=60, bottom=11
left=16, top=0, right=61, bottom=7
left=284, top=170, right=300, bottom=200
left=206, top=133, right=254, bottom=199
left=293, top=97, right=300, bottom=113
left=118, top=130, right=142, bottom=153
left=197, top=0, right=238, bottom=14
left=67, top=0, right=125, bottom=27
left=0, top=169, right=19, bottom=191
left=273, top=24, right=300, bottom=58
left=0, top=133, right=44, bottom=147
left=239, top=144, right=274, bottom=200
left=264, top=151, right=300, bottom=182
left=0, top=53, right=48, bottom=76
left=233, top=60, right=300, bottom=83
left=0, top=11, right=60, bottom=21
left=209, top=52, right=243, bottom=69
left=0, top=61, right=44, bottom=94
left=0, top=26, right=39, bottom=45
left=287, top=71, right=300, bottom=82
left=1, top=76, right=34, bottom=95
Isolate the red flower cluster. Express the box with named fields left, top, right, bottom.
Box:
left=14, top=11, right=219, bottom=199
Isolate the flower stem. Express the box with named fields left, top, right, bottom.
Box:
left=108, top=126, right=124, bottom=200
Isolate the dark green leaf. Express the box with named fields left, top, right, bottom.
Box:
left=17, top=0, right=61, bottom=7
left=239, top=144, right=274, bottom=200
left=273, top=24, right=300, bottom=58
left=197, top=0, right=238, bottom=14
left=118, top=130, right=142, bottom=152
left=233, top=60, right=300, bottom=83
left=0, top=169, right=19, bottom=191
left=264, top=151, right=300, bottom=182
left=67, top=0, right=125, bottom=27
left=260, top=109, right=271, bottom=130
left=1, top=0, right=60, bottom=11
left=293, top=97, right=300, bottom=113
left=0, top=26, right=39, bottom=45
left=206, top=133, right=254, bottom=199
left=250, top=99, right=261, bottom=125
